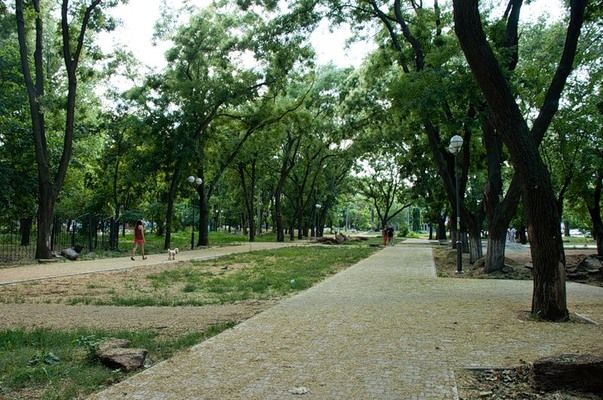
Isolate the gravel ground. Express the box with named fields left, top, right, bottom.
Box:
left=1, top=242, right=599, bottom=337
left=0, top=301, right=274, bottom=337
left=0, top=242, right=304, bottom=336
left=0, top=241, right=602, bottom=400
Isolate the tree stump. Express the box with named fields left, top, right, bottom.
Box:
left=531, top=353, right=603, bottom=393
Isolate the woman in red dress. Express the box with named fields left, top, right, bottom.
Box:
left=131, top=220, right=146, bottom=260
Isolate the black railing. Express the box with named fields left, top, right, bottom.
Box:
left=0, top=214, right=116, bottom=265
left=0, top=218, right=36, bottom=264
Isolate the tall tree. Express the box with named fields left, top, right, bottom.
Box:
left=273, top=124, right=302, bottom=242
left=356, top=153, right=411, bottom=229
left=452, top=0, right=587, bottom=320
left=15, top=0, right=115, bottom=258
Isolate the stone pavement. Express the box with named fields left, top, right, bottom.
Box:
left=0, top=242, right=306, bottom=286
left=88, top=239, right=603, bottom=400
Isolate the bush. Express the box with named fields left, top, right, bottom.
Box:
left=398, top=226, right=409, bottom=237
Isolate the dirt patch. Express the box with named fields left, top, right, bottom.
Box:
left=433, top=245, right=603, bottom=287
left=0, top=301, right=273, bottom=338
left=456, top=364, right=601, bottom=400
left=0, top=260, right=242, bottom=305
left=435, top=243, right=603, bottom=399
left=0, top=260, right=278, bottom=337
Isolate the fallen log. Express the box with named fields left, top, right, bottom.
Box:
left=531, top=353, right=603, bottom=393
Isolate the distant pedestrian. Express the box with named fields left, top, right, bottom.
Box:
left=382, top=226, right=388, bottom=246
left=387, top=225, right=395, bottom=246
left=131, top=220, right=147, bottom=260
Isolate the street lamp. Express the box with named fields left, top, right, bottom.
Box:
left=187, top=175, right=203, bottom=250
left=315, top=203, right=322, bottom=240
left=214, top=208, right=221, bottom=232
left=448, top=135, right=463, bottom=274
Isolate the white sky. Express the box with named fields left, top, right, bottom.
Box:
left=98, top=0, right=564, bottom=79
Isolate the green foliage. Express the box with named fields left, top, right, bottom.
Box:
left=2, top=0, right=599, bottom=264
left=75, top=334, right=102, bottom=362
left=0, top=7, right=36, bottom=222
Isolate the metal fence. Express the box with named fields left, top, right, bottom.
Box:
left=0, top=214, right=117, bottom=265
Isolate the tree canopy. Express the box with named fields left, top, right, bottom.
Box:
left=2, top=0, right=601, bottom=321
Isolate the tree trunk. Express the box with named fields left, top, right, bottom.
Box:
left=237, top=162, right=256, bottom=242
left=483, top=171, right=522, bottom=271
left=17, top=0, right=102, bottom=260
left=518, top=224, right=527, bottom=244
left=274, top=191, right=285, bottom=242
left=437, top=214, right=447, bottom=240
left=273, top=132, right=300, bottom=242
left=109, top=217, right=118, bottom=251
left=452, top=0, right=585, bottom=320
left=20, top=217, right=33, bottom=246
left=587, top=201, right=603, bottom=256
left=482, top=113, right=510, bottom=271
left=585, top=174, right=602, bottom=256
left=297, top=201, right=304, bottom=240
left=468, top=224, right=483, bottom=264
left=163, top=163, right=181, bottom=250
left=485, top=227, right=507, bottom=273
left=198, top=185, right=209, bottom=246
left=86, top=215, right=93, bottom=252
left=596, top=228, right=603, bottom=257
left=36, top=185, right=54, bottom=259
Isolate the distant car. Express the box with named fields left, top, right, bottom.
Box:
left=569, top=229, right=585, bottom=237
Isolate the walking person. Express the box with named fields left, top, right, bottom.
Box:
left=382, top=226, right=389, bottom=246
left=131, top=220, right=147, bottom=260
left=387, top=225, right=395, bottom=246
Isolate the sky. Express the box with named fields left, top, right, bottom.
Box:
left=98, top=0, right=564, bottom=79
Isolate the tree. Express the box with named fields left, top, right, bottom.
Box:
left=356, top=152, right=411, bottom=229
left=272, top=123, right=302, bottom=242
left=452, top=0, right=588, bottom=321
left=151, top=4, right=309, bottom=248
left=95, top=108, right=147, bottom=249
left=537, top=18, right=603, bottom=255
left=15, top=0, right=116, bottom=258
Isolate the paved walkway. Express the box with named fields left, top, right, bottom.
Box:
left=0, top=242, right=307, bottom=286
left=85, top=240, right=602, bottom=400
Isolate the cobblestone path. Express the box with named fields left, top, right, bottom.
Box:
left=89, top=241, right=603, bottom=399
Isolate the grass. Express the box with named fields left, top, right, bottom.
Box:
left=103, top=246, right=377, bottom=307
left=0, top=242, right=378, bottom=398
left=0, top=324, right=234, bottom=400
left=0, top=245, right=378, bottom=306
left=562, top=235, right=596, bottom=247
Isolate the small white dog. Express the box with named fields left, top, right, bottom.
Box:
left=167, top=248, right=179, bottom=260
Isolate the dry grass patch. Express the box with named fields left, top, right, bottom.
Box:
left=0, top=246, right=376, bottom=307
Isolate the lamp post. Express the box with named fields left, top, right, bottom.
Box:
left=315, top=203, right=322, bottom=240
left=448, top=135, right=463, bottom=274
left=187, top=175, right=203, bottom=250
left=214, top=209, right=221, bottom=232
